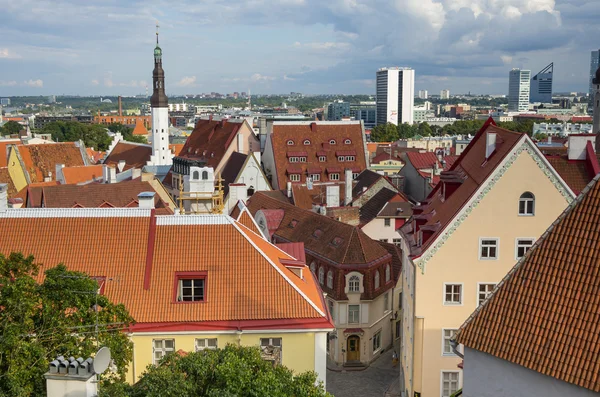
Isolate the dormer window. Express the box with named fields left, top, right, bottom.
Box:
left=287, top=140, right=294, bottom=145
left=289, top=219, right=299, bottom=228
left=344, top=139, right=351, bottom=144
left=299, top=157, right=307, bottom=162
left=338, top=156, right=345, bottom=162
left=331, top=236, right=343, bottom=246
left=329, top=139, right=337, bottom=145
left=303, top=139, right=311, bottom=145
left=175, top=273, right=206, bottom=302
left=348, top=275, right=360, bottom=292
left=319, top=156, right=326, bottom=162
left=312, top=229, right=323, bottom=239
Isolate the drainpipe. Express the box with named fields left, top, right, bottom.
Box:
left=236, top=329, right=243, bottom=346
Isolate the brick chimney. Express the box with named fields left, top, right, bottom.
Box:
left=118, top=96, right=122, bottom=117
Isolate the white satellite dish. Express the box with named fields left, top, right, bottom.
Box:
left=92, top=347, right=111, bottom=374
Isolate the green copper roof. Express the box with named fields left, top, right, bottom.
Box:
left=154, top=45, right=162, bottom=57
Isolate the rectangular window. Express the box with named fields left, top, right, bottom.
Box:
left=289, top=174, right=300, bottom=182
left=393, top=238, right=402, bottom=247
left=310, top=173, right=320, bottom=181
left=328, top=299, right=335, bottom=321
left=330, top=173, right=340, bottom=181
left=338, top=156, right=345, bottom=162
left=372, top=331, right=382, bottom=352
left=516, top=238, right=534, bottom=259
left=195, top=338, right=218, bottom=351
left=348, top=304, right=360, bottom=324
left=395, top=320, right=401, bottom=339
left=442, top=329, right=458, bottom=356
left=299, top=157, right=307, bottom=162
left=289, top=157, right=298, bottom=163
left=153, top=339, right=175, bottom=364
left=319, top=156, right=326, bottom=162
left=480, top=238, right=498, bottom=259
left=441, top=372, right=460, bottom=397
left=384, top=292, right=389, bottom=311
left=444, top=284, right=462, bottom=305
left=478, top=283, right=496, bottom=305
left=178, top=279, right=205, bottom=302
left=352, top=172, right=359, bottom=179
left=260, top=338, right=282, bottom=365
left=384, top=218, right=391, bottom=227
left=379, top=238, right=389, bottom=243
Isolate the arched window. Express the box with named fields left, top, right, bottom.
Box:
left=202, top=171, right=209, bottom=180
left=304, top=139, right=311, bottom=145
left=318, top=267, right=325, bottom=285
left=385, top=264, right=391, bottom=283
left=349, top=275, right=360, bottom=292
left=287, top=140, right=294, bottom=145
left=519, top=192, right=535, bottom=215
left=374, top=271, right=380, bottom=289
left=344, top=139, right=351, bottom=144
left=192, top=170, right=200, bottom=180
left=310, top=262, right=316, bottom=274
left=329, top=139, right=336, bottom=145
left=327, top=270, right=333, bottom=288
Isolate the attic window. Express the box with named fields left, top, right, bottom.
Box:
left=312, top=229, right=323, bottom=239
left=344, top=139, right=351, bottom=144
left=303, top=139, right=311, bottom=145
left=289, top=219, right=299, bottom=228
left=287, top=140, right=294, bottom=145
left=173, top=272, right=207, bottom=303
left=331, top=236, right=343, bottom=247
left=329, top=139, right=337, bottom=145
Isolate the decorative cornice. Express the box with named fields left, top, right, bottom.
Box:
left=415, top=139, right=574, bottom=273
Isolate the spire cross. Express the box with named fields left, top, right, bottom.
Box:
left=156, top=22, right=159, bottom=44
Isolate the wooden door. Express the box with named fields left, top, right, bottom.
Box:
left=347, top=336, right=360, bottom=361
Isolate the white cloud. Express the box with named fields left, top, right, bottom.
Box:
left=0, top=48, right=21, bottom=59
left=501, top=55, right=513, bottom=65
left=91, top=79, right=99, bottom=85
left=251, top=74, right=276, bottom=82
left=176, top=76, right=197, bottom=87
left=0, top=80, right=18, bottom=87
left=23, top=79, right=43, bottom=87
left=293, top=41, right=351, bottom=51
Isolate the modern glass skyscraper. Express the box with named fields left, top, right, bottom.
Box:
left=508, top=69, right=531, bottom=112
left=530, top=63, right=553, bottom=103
left=590, top=50, right=600, bottom=113
left=375, top=67, right=415, bottom=126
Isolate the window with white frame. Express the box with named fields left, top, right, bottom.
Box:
left=289, top=174, right=300, bottom=182
left=442, top=329, right=458, bottom=355
left=379, top=238, right=388, bottom=243
left=478, top=283, right=496, bottom=305
left=348, top=275, right=360, bottom=292
left=260, top=338, right=282, bottom=365
left=345, top=156, right=355, bottom=161
left=287, top=140, right=294, bottom=145
left=177, top=279, right=205, bottom=302
left=289, top=157, right=298, bottom=163
left=344, top=139, right=351, bottom=144
left=303, top=139, right=311, bottom=145
left=393, top=238, right=402, bottom=247
left=519, top=192, right=535, bottom=215
left=352, top=172, right=359, bottom=179
left=153, top=339, right=174, bottom=364
left=372, top=330, right=382, bottom=352
left=330, top=139, right=336, bottom=145
left=384, top=218, right=391, bottom=227
left=327, top=270, right=333, bottom=288
left=374, top=271, right=380, bottom=289
left=330, top=173, right=340, bottom=181
left=319, top=156, right=326, bottom=162
left=338, top=156, right=345, bottom=162
left=348, top=304, right=360, bottom=323
left=385, top=264, right=391, bottom=283
left=441, top=372, right=460, bottom=397
left=299, top=157, right=307, bottom=162
left=311, top=173, right=321, bottom=181
left=480, top=238, right=498, bottom=259
left=318, top=267, right=325, bottom=285
left=384, top=292, right=389, bottom=311
left=444, top=284, right=462, bottom=305
left=195, top=338, right=217, bottom=351
left=516, top=238, right=534, bottom=259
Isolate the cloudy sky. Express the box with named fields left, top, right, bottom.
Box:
left=0, top=0, right=598, bottom=96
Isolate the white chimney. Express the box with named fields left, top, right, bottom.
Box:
left=237, top=132, right=244, bottom=153
left=287, top=181, right=292, bottom=198
left=568, top=135, right=595, bottom=160
left=485, top=132, right=497, bottom=160
left=138, top=192, right=155, bottom=209
left=118, top=160, right=126, bottom=173
left=102, top=165, right=117, bottom=184
left=326, top=185, right=340, bottom=208
left=0, top=183, right=8, bottom=212
left=344, top=169, right=352, bottom=205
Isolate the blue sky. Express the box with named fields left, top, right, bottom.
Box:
left=0, top=0, right=599, bottom=96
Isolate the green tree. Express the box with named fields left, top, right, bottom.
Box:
left=398, top=123, right=418, bottom=139
left=41, top=121, right=112, bottom=151
left=417, top=122, right=432, bottom=137
left=107, top=122, right=148, bottom=144
left=116, top=345, right=331, bottom=397
left=1, top=120, right=23, bottom=135
left=0, top=252, right=135, bottom=396
left=370, top=122, right=399, bottom=142
left=533, top=132, right=548, bottom=141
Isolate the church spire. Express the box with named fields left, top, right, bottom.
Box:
left=151, top=22, right=167, bottom=108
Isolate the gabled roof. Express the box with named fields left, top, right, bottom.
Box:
left=359, top=188, right=398, bottom=225
left=61, top=165, right=103, bottom=184
left=405, top=151, right=439, bottom=170
left=21, top=179, right=173, bottom=214
left=0, top=139, right=20, bottom=167
left=352, top=169, right=383, bottom=197
left=270, top=121, right=367, bottom=188
left=246, top=191, right=389, bottom=266
left=456, top=174, right=600, bottom=393
left=14, top=142, right=87, bottom=183
left=86, top=147, right=105, bottom=164
left=132, top=121, right=148, bottom=136
left=371, top=151, right=404, bottom=165
left=221, top=152, right=248, bottom=197
left=103, top=141, right=152, bottom=171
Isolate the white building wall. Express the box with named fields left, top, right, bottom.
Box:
left=148, top=107, right=173, bottom=166
left=400, top=70, right=415, bottom=125
left=314, top=332, right=328, bottom=387
left=361, top=218, right=402, bottom=243
left=463, top=348, right=599, bottom=397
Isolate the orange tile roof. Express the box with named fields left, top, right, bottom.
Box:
left=103, top=141, right=152, bottom=171
left=235, top=206, right=263, bottom=236
left=0, top=139, right=20, bottom=167
left=0, top=210, right=330, bottom=328
left=86, top=147, right=105, bottom=164
left=169, top=143, right=184, bottom=156
left=61, top=165, right=103, bottom=184
left=0, top=167, right=17, bottom=197
left=456, top=174, right=600, bottom=393
left=132, top=121, right=149, bottom=136
left=270, top=121, right=368, bottom=188
left=15, top=142, right=87, bottom=183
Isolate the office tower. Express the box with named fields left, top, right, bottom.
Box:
left=530, top=63, right=553, bottom=103
left=376, top=67, right=415, bottom=125
left=418, top=90, right=428, bottom=99
left=440, top=90, right=450, bottom=99
left=590, top=50, right=600, bottom=113
left=508, top=69, right=531, bottom=112
left=327, top=101, right=350, bottom=121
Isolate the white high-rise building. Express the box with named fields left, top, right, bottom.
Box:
left=147, top=26, right=173, bottom=167
left=376, top=67, right=415, bottom=125
left=508, top=68, right=531, bottom=112
left=590, top=50, right=600, bottom=114
left=418, top=90, right=428, bottom=99
left=440, top=90, right=450, bottom=99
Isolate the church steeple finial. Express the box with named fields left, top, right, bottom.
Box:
left=156, top=21, right=159, bottom=45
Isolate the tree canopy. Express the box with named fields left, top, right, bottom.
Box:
left=41, top=121, right=112, bottom=151
left=1, top=120, right=23, bottom=136
left=0, top=252, right=135, bottom=396
left=102, top=344, right=331, bottom=397
left=106, top=123, right=148, bottom=144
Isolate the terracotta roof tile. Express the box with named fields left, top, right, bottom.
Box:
left=456, top=174, right=600, bottom=393
left=61, top=165, right=103, bottom=184
left=270, top=122, right=367, bottom=188
left=359, top=188, right=398, bottom=225
left=103, top=141, right=152, bottom=171
left=371, top=151, right=404, bottom=165
left=0, top=139, right=20, bottom=167
left=546, top=156, right=593, bottom=194
left=16, top=142, right=87, bottom=183
left=86, top=147, right=105, bottom=164
left=0, top=210, right=330, bottom=327
left=0, top=167, right=17, bottom=197
left=132, top=122, right=148, bottom=136
left=405, top=151, right=440, bottom=170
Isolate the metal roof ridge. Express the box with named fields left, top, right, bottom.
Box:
left=0, top=207, right=152, bottom=218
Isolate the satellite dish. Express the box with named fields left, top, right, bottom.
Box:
left=92, top=347, right=111, bottom=374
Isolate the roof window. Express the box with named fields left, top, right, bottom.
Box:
left=288, top=219, right=299, bottom=228
left=287, top=140, right=295, bottom=145
left=312, top=229, right=323, bottom=239
left=331, top=236, right=343, bottom=247
left=303, top=139, right=311, bottom=145
left=329, top=139, right=337, bottom=145
left=173, top=272, right=207, bottom=303
left=344, top=139, right=351, bottom=144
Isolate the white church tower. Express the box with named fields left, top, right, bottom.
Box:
left=148, top=24, right=173, bottom=166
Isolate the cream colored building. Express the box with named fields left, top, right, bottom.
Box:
left=395, top=136, right=454, bottom=152
left=397, top=124, right=575, bottom=397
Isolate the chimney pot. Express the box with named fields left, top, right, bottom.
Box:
left=138, top=192, right=156, bottom=209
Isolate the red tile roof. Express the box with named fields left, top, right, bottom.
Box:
left=61, top=165, right=103, bottom=184
left=0, top=167, right=17, bottom=197
left=132, top=121, right=148, bottom=136
left=370, top=151, right=404, bottom=165
left=270, top=121, right=367, bottom=188
left=405, top=151, right=439, bottom=170
left=15, top=143, right=87, bottom=183
left=86, top=147, right=105, bottom=164
left=0, top=210, right=330, bottom=328
left=456, top=174, right=600, bottom=392
left=0, top=139, right=20, bottom=167
left=103, top=141, right=152, bottom=171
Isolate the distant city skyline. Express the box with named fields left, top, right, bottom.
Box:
left=0, top=0, right=598, bottom=96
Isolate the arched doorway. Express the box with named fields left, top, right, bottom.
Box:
left=347, top=335, right=360, bottom=362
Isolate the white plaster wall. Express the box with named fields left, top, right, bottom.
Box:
left=463, top=348, right=599, bottom=397
left=361, top=218, right=401, bottom=243
left=314, top=332, right=328, bottom=388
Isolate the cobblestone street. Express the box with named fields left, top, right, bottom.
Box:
left=327, top=349, right=400, bottom=397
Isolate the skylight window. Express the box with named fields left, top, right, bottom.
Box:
left=289, top=219, right=299, bottom=228
left=312, top=229, right=323, bottom=239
